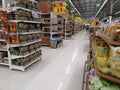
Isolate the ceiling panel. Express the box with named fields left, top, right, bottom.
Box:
left=71, top=0, right=105, bottom=19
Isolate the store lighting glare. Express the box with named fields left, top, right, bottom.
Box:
left=68, top=0, right=81, bottom=17
left=95, top=0, right=108, bottom=18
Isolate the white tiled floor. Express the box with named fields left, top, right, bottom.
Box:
left=0, top=31, right=89, bottom=90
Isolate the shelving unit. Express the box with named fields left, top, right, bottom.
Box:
left=41, top=13, right=51, bottom=46
left=50, top=13, right=63, bottom=48
left=97, top=31, right=120, bottom=45
left=0, top=10, right=9, bottom=66
left=65, top=21, right=72, bottom=39
left=74, top=22, right=82, bottom=33
left=0, top=0, right=42, bottom=71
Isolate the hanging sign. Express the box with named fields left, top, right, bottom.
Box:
left=53, top=2, right=66, bottom=14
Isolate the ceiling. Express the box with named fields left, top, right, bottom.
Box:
left=67, top=0, right=120, bottom=20
left=37, top=0, right=120, bottom=20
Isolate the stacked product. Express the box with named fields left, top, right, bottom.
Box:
left=0, top=0, right=42, bottom=71
left=65, top=22, right=72, bottom=39
left=89, top=23, right=120, bottom=86
left=39, top=1, right=52, bottom=13
left=62, top=18, right=66, bottom=39
left=9, top=8, right=41, bottom=21
left=42, top=27, right=50, bottom=45
left=83, top=52, right=120, bottom=90
left=74, top=22, right=82, bottom=33
left=41, top=13, right=51, bottom=46
left=0, top=10, right=9, bottom=65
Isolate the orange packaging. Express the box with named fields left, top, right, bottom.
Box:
left=5, top=34, right=10, bottom=44
left=0, top=11, right=8, bottom=21
left=11, top=35, right=19, bottom=44
left=10, top=22, right=16, bottom=32
left=2, top=21, right=9, bottom=32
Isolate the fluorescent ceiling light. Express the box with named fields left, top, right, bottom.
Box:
left=95, top=0, right=108, bottom=18
left=68, top=0, right=81, bottom=17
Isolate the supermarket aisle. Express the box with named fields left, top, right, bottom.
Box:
left=0, top=31, right=89, bottom=90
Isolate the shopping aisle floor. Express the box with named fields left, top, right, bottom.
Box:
left=0, top=31, right=89, bottom=90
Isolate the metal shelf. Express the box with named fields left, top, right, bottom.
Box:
left=20, top=31, right=42, bottom=35
left=42, top=37, right=50, bottom=39
left=0, top=39, right=5, bottom=42
left=9, top=20, right=41, bottom=24
left=10, top=31, right=42, bottom=35
left=9, top=7, right=41, bottom=15
left=0, top=63, right=9, bottom=66
left=52, top=37, right=63, bottom=40
left=0, top=30, right=3, bottom=32
left=42, top=32, right=50, bottom=34
left=11, top=56, right=41, bottom=71
left=42, top=22, right=50, bottom=24
left=51, top=32, right=63, bottom=34
left=11, top=48, right=41, bottom=59
left=0, top=48, right=7, bottom=51
left=10, top=39, right=41, bottom=47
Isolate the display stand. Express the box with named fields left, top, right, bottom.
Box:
left=50, top=13, right=63, bottom=48
left=0, top=0, right=42, bottom=71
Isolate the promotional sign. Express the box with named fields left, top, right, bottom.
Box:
left=53, top=2, right=66, bottom=14
left=75, top=17, right=85, bottom=24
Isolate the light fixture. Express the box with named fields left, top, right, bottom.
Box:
left=68, top=0, right=81, bottom=17
left=95, top=0, right=108, bottom=18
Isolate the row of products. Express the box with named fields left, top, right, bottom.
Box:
left=42, top=38, right=50, bottom=45
left=42, top=27, right=50, bottom=32
left=0, top=51, right=8, bottom=63
left=42, top=34, right=50, bottom=38
left=9, top=9, right=41, bottom=21
left=103, top=23, right=120, bottom=42
left=12, top=50, right=42, bottom=66
left=52, top=34, right=63, bottom=38
left=51, top=19, right=58, bottom=24
left=66, top=22, right=72, bottom=31
left=2, top=22, right=41, bottom=33
left=11, top=0, right=39, bottom=11
left=10, top=42, right=41, bottom=55
left=41, top=18, right=50, bottom=23
left=5, top=33, right=42, bottom=44
left=91, top=35, right=120, bottom=78
left=65, top=22, right=72, bottom=38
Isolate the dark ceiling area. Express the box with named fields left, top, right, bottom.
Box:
left=71, top=0, right=104, bottom=19
left=69, top=0, right=120, bottom=20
